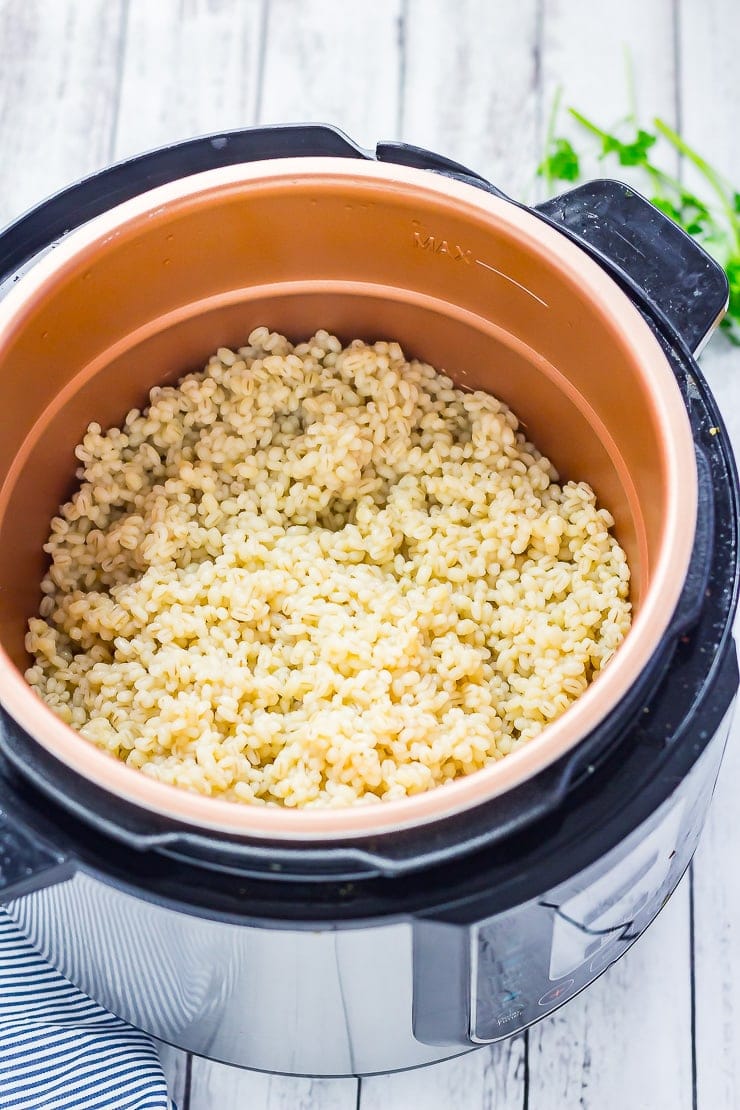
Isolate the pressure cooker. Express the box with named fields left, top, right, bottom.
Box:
left=0, top=125, right=736, bottom=1076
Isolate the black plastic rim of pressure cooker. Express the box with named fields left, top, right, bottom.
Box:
left=0, top=125, right=737, bottom=914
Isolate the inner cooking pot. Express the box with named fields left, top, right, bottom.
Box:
left=0, top=157, right=697, bottom=839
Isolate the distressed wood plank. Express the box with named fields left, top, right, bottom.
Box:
left=258, top=0, right=402, bottom=148
left=400, top=0, right=541, bottom=198
left=678, top=5, right=740, bottom=1108
left=189, top=1062, right=357, bottom=1110
left=676, top=0, right=739, bottom=203
left=113, top=0, right=265, bottom=160
left=528, top=879, right=693, bottom=1110
left=0, top=0, right=126, bottom=224
left=360, top=1041, right=526, bottom=1110
left=539, top=0, right=679, bottom=195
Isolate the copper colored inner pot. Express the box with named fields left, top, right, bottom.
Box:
left=0, top=159, right=697, bottom=838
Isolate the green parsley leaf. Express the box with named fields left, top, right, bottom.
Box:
left=601, top=128, right=656, bottom=166
left=537, top=138, right=581, bottom=183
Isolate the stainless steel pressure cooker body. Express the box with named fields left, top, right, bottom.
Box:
left=0, top=126, right=736, bottom=1076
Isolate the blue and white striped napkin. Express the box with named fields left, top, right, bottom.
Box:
left=0, top=908, right=174, bottom=1110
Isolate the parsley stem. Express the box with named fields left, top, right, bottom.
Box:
left=644, top=163, right=684, bottom=198
left=568, top=108, right=612, bottom=147
left=543, top=86, right=563, bottom=194
left=653, top=118, right=740, bottom=250
left=624, top=45, right=637, bottom=125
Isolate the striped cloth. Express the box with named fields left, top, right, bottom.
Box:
left=0, top=908, right=174, bottom=1110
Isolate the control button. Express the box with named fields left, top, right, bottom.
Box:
left=538, top=979, right=575, bottom=1007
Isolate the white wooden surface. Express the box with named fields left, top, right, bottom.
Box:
left=1, top=1, right=738, bottom=1107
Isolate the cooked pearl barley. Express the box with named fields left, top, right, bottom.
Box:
left=25, top=330, right=631, bottom=808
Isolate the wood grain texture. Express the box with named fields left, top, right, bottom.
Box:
left=676, top=0, right=737, bottom=201
left=188, top=1063, right=357, bottom=1110
left=360, top=1041, right=526, bottom=1110
left=678, top=6, right=740, bottom=1109
left=258, top=0, right=402, bottom=148
left=0, top=0, right=126, bottom=223
left=539, top=0, right=679, bottom=194
left=113, top=0, right=266, bottom=160
left=400, top=0, right=541, bottom=198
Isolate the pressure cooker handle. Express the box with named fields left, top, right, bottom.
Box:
left=534, top=181, right=730, bottom=356
left=375, top=147, right=729, bottom=356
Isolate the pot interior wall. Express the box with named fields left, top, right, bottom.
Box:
left=0, top=172, right=666, bottom=671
